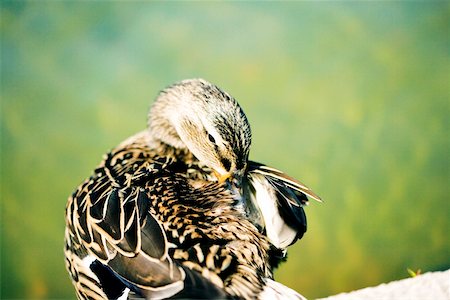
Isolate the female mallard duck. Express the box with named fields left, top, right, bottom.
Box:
left=64, top=79, right=321, bottom=300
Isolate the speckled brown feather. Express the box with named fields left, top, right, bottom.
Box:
left=65, top=133, right=272, bottom=299
left=65, top=79, right=318, bottom=300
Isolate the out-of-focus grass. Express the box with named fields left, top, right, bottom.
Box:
left=1, top=2, right=448, bottom=299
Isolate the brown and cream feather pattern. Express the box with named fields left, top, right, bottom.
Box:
left=65, top=79, right=320, bottom=300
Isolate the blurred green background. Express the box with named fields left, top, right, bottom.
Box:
left=1, top=2, right=449, bottom=299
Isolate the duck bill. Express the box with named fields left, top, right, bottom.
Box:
left=213, top=169, right=232, bottom=184
left=213, top=169, right=244, bottom=192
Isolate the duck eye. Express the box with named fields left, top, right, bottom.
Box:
left=221, top=158, right=231, bottom=172
left=208, top=134, right=216, bottom=144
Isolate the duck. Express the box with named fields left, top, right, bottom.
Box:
left=64, top=78, right=321, bottom=300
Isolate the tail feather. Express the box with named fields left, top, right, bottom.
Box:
left=244, top=161, right=322, bottom=249
left=248, top=162, right=322, bottom=203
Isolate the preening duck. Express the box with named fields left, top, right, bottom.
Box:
left=64, top=79, right=321, bottom=300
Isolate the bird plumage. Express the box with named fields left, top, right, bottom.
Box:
left=65, top=79, right=320, bottom=299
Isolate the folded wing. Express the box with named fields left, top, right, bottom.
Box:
left=65, top=142, right=227, bottom=299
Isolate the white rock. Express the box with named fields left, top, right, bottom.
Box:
left=320, top=269, right=450, bottom=300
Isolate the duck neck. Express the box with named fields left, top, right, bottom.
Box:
left=147, top=94, right=188, bottom=150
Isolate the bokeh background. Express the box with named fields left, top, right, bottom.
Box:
left=1, top=2, right=448, bottom=299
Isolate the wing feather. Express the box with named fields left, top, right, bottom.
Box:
left=248, top=161, right=322, bottom=203
left=245, top=161, right=321, bottom=248
left=65, top=137, right=228, bottom=299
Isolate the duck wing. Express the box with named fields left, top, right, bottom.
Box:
left=65, top=137, right=227, bottom=299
